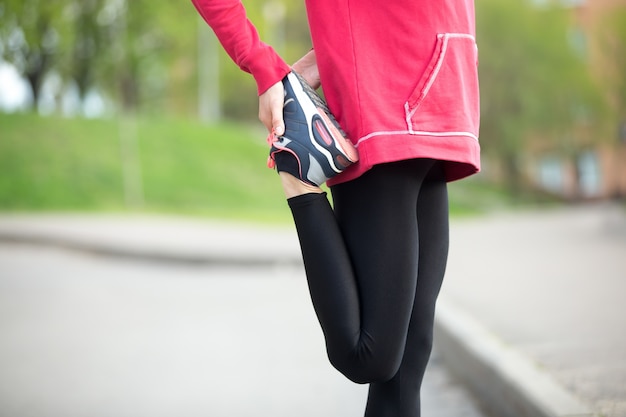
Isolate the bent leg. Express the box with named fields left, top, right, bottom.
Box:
left=288, top=159, right=435, bottom=384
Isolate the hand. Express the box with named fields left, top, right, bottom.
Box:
left=292, top=50, right=320, bottom=90
left=258, top=80, right=285, bottom=136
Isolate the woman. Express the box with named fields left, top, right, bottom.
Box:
left=192, top=0, right=480, bottom=415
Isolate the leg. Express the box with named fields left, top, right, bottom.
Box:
left=364, top=162, right=449, bottom=417
left=287, top=159, right=436, bottom=384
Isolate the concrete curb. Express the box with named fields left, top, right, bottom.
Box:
left=434, top=299, right=595, bottom=417
left=0, top=215, right=303, bottom=268
left=0, top=229, right=301, bottom=267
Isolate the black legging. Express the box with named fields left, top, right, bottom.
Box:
left=287, top=159, right=449, bottom=417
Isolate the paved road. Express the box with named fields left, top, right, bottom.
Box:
left=0, top=243, right=489, bottom=417
left=1, top=203, right=623, bottom=416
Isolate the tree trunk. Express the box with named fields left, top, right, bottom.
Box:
left=502, top=151, right=523, bottom=198
left=24, top=14, right=55, bottom=110
left=25, top=50, right=51, bottom=109
left=120, top=71, right=140, bottom=111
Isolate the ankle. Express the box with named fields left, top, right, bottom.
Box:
left=279, top=172, right=323, bottom=198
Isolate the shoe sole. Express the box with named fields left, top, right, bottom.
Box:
left=287, top=72, right=359, bottom=171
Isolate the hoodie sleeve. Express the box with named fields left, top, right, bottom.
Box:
left=191, top=0, right=290, bottom=95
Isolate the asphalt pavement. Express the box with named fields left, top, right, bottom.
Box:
left=0, top=203, right=624, bottom=417
left=0, top=243, right=487, bottom=417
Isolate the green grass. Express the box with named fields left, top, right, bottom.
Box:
left=1, top=112, right=551, bottom=222
left=0, top=112, right=290, bottom=222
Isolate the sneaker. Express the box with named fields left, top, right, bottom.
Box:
left=267, top=71, right=358, bottom=186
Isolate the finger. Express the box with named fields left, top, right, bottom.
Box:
left=272, top=110, right=284, bottom=137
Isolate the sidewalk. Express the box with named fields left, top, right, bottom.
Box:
left=439, top=204, right=626, bottom=417
left=1, top=204, right=624, bottom=417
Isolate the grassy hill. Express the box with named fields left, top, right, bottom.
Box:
left=0, top=112, right=291, bottom=222
left=1, top=112, right=508, bottom=223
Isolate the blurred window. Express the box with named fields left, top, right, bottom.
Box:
left=538, top=156, right=564, bottom=193
left=578, top=150, right=602, bottom=197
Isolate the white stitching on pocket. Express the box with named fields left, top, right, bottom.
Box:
left=404, top=33, right=479, bottom=136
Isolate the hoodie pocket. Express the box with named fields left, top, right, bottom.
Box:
left=405, top=33, right=479, bottom=139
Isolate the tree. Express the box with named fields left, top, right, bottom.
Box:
left=210, top=0, right=312, bottom=121
left=67, top=0, right=106, bottom=102
left=0, top=0, right=69, bottom=109
left=0, top=0, right=311, bottom=117
left=599, top=9, right=626, bottom=130
left=476, top=0, right=605, bottom=193
left=92, top=0, right=202, bottom=113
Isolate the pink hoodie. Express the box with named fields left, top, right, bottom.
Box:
left=192, top=0, right=480, bottom=184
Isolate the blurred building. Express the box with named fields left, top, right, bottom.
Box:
left=526, top=0, right=626, bottom=200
